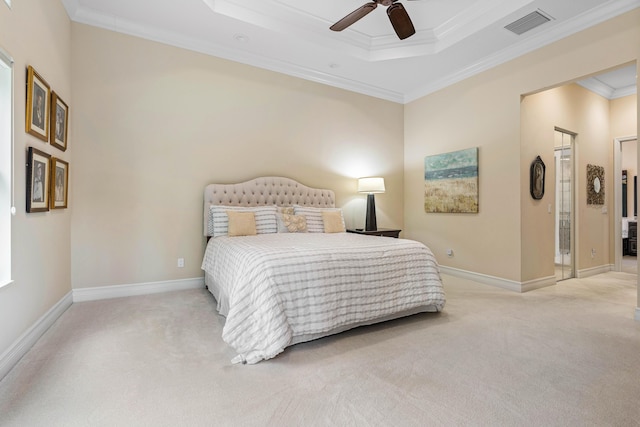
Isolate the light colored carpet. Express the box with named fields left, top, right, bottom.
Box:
left=1, top=272, right=639, bottom=426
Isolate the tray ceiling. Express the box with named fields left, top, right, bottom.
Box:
left=61, top=0, right=638, bottom=103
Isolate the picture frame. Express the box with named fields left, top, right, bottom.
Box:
left=530, top=156, right=545, bottom=200
left=25, top=65, right=50, bottom=142
left=26, top=147, right=51, bottom=213
left=424, top=147, right=479, bottom=213
left=50, top=157, right=69, bottom=209
left=50, top=92, right=69, bottom=151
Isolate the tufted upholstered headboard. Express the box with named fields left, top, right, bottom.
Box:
left=204, top=176, right=336, bottom=236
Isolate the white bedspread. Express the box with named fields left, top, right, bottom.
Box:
left=201, top=233, right=445, bottom=364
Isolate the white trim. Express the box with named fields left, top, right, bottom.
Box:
left=0, top=291, right=73, bottom=381
left=439, top=265, right=556, bottom=293
left=73, top=277, right=205, bottom=302
left=613, top=136, right=638, bottom=273
left=520, top=275, right=558, bottom=292
left=61, top=0, right=640, bottom=104
left=405, top=0, right=640, bottom=102
left=576, top=264, right=612, bottom=278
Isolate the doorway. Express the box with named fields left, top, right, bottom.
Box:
left=614, top=136, right=638, bottom=273
left=554, top=129, right=575, bottom=281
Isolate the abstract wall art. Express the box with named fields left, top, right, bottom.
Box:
left=424, top=147, right=478, bottom=213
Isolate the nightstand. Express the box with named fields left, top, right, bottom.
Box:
left=347, top=228, right=401, bottom=238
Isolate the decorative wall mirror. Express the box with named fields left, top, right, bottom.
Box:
left=586, top=164, right=605, bottom=205
left=530, top=156, right=545, bottom=200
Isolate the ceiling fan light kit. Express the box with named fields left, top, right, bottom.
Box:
left=330, top=0, right=417, bottom=40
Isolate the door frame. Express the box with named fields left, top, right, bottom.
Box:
left=614, top=135, right=638, bottom=272
left=554, top=128, right=577, bottom=280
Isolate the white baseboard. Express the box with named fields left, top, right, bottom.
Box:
left=73, top=277, right=205, bottom=302
left=0, top=291, right=73, bottom=382
left=520, top=275, right=558, bottom=292
left=439, top=266, right=556, bottom=293
left=577, top=264, right=611, bottom=278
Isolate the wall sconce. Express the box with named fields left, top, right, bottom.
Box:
left=358, top=177, right=385, bottom=231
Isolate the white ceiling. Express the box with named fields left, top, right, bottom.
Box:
left=61, top=0, right=638, bottom=103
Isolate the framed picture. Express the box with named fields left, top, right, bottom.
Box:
left=530, top=156, right=545, bottom=200
left=50, top=92, right=69, bottom=151
left=50, top=158, right=69, bottom=209
left=424, top=147, right=479, bottom=213
left=26, top=147, right=51, bottom=212
left=26, top=65, right=50, bottom=142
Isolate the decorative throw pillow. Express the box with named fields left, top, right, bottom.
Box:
left=278, top=206, right=295, bottom=215
left=209, top=205, right=277, bottom=237
left=277, top=213, right=308, bottom=233
left=322, top=211, right=345, bottom=233
left=294, top=206, right=344, bottom=233
left=227, top=211, right=257, bottom=237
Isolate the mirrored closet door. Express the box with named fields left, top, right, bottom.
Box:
left=554, top=129, right=575, bottom=281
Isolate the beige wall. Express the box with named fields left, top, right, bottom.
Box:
left=404, top=9, right=639, bottom=284
left=69, top=24, right=405, bottom=289
left=0, top=1, right=72, bottom=356
left=521, top=84, right=613, bottom=280
left=612, top=95, right=639, bottom=138
left=613, top=94, right=638, bottom=214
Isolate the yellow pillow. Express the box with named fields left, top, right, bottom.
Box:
left=227, top=211, right=257, bottom=236
left=322, top=210, right=345, bottom=233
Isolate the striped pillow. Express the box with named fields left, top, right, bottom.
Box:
left=209, top=205, right=277, bottom=237
left=293, top=206, right=344, bottom=233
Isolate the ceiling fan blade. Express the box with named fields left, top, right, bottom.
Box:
left=387, top=3, right=415, bottom=40
left=330, top=2, right=377, bottom=32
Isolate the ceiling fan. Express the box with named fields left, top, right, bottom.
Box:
left=330, top=0, right=418, bottom=40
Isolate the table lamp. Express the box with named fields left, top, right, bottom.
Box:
left=358, top=177, right=385, bottom=231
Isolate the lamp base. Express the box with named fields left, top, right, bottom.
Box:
left=365, top=193, right=377, bottom=231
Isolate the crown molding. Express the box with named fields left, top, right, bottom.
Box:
left=405, top=0, right=640, bottom=102
left=63, top=0, right=640, bottom=104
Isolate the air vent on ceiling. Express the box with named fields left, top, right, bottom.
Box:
left=505, top=10, right=552, bottom=35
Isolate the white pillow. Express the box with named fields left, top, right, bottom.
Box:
left=293, top=206, right=344, bottom=233
left=209, top=205, right=277, bottom=237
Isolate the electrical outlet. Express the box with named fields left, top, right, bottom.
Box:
left=591, top=249, right=596, bottom=259
left=177, top=258, right=185, bottom=268
left=446, top=249, right=454, bottom=257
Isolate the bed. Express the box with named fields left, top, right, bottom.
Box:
left=201, top=176, right=445, bottom=364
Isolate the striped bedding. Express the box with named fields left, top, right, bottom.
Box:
left=201, top=232, right=445, bottom=364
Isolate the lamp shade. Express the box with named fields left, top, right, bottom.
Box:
left=358, top=177, right=385, bottom=194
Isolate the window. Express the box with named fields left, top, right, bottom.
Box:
left=0, top=47, right=13, bottom=287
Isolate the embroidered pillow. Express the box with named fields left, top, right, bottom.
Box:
left=277, top=213, right=308, bottom=233
left=277, top=206, right=295, bottom=215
